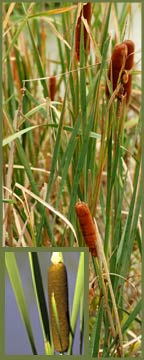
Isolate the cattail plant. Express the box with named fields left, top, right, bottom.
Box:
left=106, top=40, right=135, bottom=103
left=75, top=201, right=97, bottom=257
left=49, top=75, right=56, bottom=101
left=48, top=253, right=70, bottom=353
left=75, top=3, right=91, bottom=62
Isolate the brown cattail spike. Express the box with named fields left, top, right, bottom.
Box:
left=75, top=3, right=91, bottom=62
left=106, top=40, right=135, bottom=103
left=122, top=40, right=135, bottom=103
left=106, top=43, right=127, bottom=98
left=48, top=262, right=69, bottom=353
left=123, top=40, right=135, bottom=70
left=49, top=76, right=56, bottom=101
left=75, top=201, right=97, bottom=257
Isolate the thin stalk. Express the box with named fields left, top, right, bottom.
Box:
left=94, top=219, right=124, bottom=357
left=94, top=258, right=116, bottom=340
left=104, top=129, right=112, bottom=257
left=3, top=108, right=19, bottom=245
left=67, top=252, right=84, bottom=355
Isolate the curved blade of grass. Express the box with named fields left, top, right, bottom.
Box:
left=3, top=5, right=77, bottom=40
left=42, top=18, right=71, bottom=50
left=3, top=16, right=28, bottom=61
left=5, top=253, right=37, bottom=355
left=24, top=102, right=49, bottom=118
left=81, top=15, right=102, bottom=63
left=19, top=103, right=101, bottom=139
left=122, top=299, right=142, bottom=334
left=3, top=124, right=42, bottom=147
left=3, top=111, right=100, bottom=148
left=28, top=253, right=52, bottom=354
left=28, top=5, right=78, bottom=18
left=67, top=252, right=84, bottom=355
left=15, top=182, right=78, bottom=243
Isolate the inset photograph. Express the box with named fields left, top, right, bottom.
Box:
left=5, top=251, right=86, bottom=355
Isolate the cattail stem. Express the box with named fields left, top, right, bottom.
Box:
left=94, top=256, right=117, bottom=340
left=94, top=219, right=124, bottom=357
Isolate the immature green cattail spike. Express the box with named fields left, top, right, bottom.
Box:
left=48, top=262, right=70, bottom=353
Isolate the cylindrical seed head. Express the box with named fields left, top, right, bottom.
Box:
left=48, top=262, right=69, bottom=353
left=75, top=201, right=97, bottom=257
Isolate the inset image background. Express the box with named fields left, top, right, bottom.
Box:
left=5, top=251, right=85, bottom=355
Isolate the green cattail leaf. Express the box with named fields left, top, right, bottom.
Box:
left=3, top=125, right=42, bottom=147
left=29, top=253, right=52, bottom=354
left=68, top=252, right=84, bottom=354
left=5, top=253, right=37, bottom=355
left=90, top=298, right=104, bottom=357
